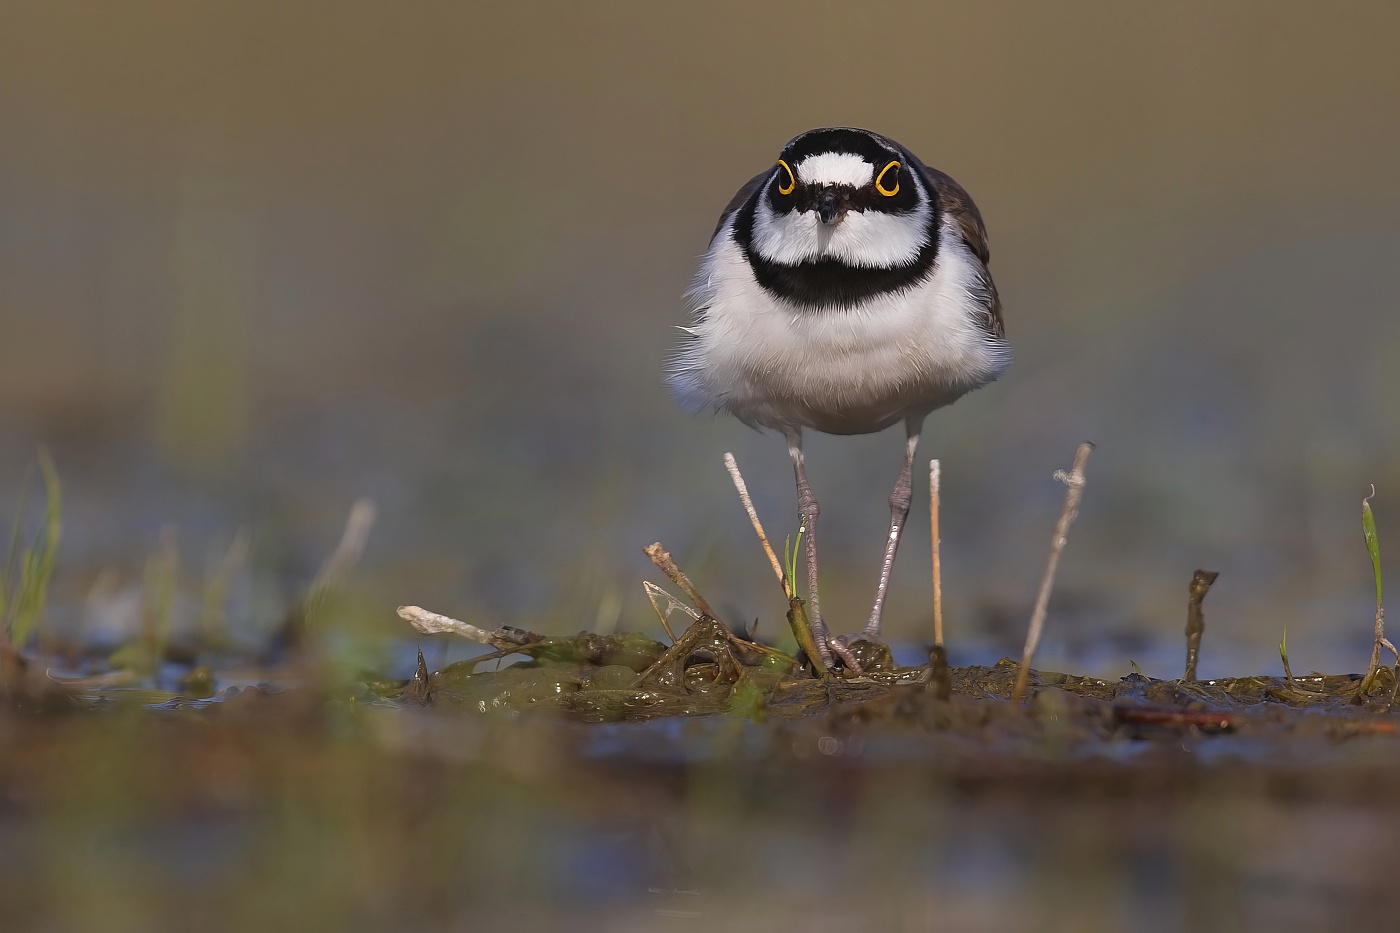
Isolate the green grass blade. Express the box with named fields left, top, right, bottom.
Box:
left=783, top=535, right=793, bottom=590
left=9, top=450, right=62, bottom=646
left=1, top=464, right=35, bottom=632
left=1363, top=494, right=1382, bottom=608
left=780, top=517, right=808, bottom=598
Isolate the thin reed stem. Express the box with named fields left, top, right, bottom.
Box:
left=930, top=459, right=943, bottom=650
left=1013, top=442, right=1094, bottom=702
left=723, top=452, right=791, bottom=599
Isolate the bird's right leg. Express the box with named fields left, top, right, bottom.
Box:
left=786, top=430, right=860, bottom=672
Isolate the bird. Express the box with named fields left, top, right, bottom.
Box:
left=666, top=126, right=1010, bottom=670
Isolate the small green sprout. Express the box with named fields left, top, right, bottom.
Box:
left=1361, top=486, right=1387, bottom=693
left=2, top=450, right=62, bottom=648
left=782, top=515, right=806, bottom=596
left=1364, top=490, right=1382, bottom=611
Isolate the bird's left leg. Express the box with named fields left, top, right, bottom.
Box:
left=786, top=429, right=861, bottom=672
left=863, top=415, right=923, bottom=641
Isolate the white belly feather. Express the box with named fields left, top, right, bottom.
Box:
left=668, top=216, right=1010, bottom=435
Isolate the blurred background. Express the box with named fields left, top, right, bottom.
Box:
left=3, top=0, right=1400, bottom=677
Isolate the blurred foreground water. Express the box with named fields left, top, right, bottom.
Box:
left=4, top=2, right=1400, bottom=669
left=4, top=673, right=1400, bottom=932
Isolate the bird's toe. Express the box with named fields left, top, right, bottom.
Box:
left=832, top=634, right=896, bottom=674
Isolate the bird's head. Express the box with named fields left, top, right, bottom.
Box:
left=750, top=127, right=930, bottom=270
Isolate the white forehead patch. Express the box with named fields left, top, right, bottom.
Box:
left=793, top=152, right=873, bottom=187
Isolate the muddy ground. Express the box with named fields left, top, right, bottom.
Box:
left=3, top=607, right=1399, bottom=933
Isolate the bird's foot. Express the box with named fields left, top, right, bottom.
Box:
left=818, top=632, right=863, bottom=674
left=830, top=633, right=897, bottom=675
left=812, top=632, right=895, bottom=676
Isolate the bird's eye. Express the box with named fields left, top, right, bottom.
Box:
left=875, top=160, right=901, bottom=197
left=776, top=160, right=796, bottom=195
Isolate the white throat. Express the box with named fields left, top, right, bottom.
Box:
left=750, top=170, right=931, bottom=269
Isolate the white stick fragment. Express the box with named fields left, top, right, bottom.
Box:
left=1013, top=442, right=1094, bottom=702
left=397, top=605, right=498, bottom=644
left=643, top=580, right=700, bottom=644
left=320, top=500, right=376, bottom=584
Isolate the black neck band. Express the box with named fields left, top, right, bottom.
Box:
left=732, top=197, right=941, bottom=309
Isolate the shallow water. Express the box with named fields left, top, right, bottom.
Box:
left=7, top=607, right=1399, bottom=931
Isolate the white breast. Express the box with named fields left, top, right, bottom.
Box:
left=667, top=216, right=1011, bottom=435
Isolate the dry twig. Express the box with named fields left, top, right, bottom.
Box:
left=644, top=542, right=718, bottom=620
left=396, top=605, right=542, bottom=652
left=723, top=452, right=830, bottom=678
left=1113, top=705, right=1233, bottom=731
left=1013, top=442, right=1094, bottom=702
left=1183, top=569, right=1220, bottom=681
left=930, top=459, right=943, bottom=650
left=723, top=452, right=790, bottom=598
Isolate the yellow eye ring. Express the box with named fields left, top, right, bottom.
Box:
left=776, top=160, right=796, bottom=195
left=875, top=160, right=901, bottom=196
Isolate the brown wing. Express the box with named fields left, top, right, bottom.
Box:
left=711, top=169, right=771, bottom=240
left=909, top=158, right=1005, bottom=338
left=920, top=165, right=991, bottom=264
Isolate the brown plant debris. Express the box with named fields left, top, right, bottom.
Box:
left=1184, top=569, right=1220, bottom=681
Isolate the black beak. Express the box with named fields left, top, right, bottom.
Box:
left=816, top=189, right=843, bottom=225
